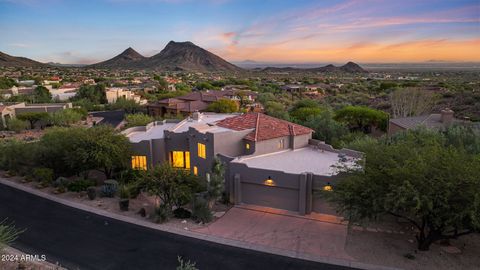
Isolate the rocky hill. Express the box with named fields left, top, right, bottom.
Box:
left=0, top=51, right=45, bottom=67
left=89, top=41, right=242, bottom=73
left=88, top=47, right=146, bottom=69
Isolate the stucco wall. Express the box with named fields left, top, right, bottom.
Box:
left=252, top=136, right=290, bottom=156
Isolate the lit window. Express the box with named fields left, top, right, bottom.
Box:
left=197, top=143, right=206, bottom=159
left=131, top=156, right=147, bottom=170
left=185, top=151, right=190, bottom=169
left=169, top=151, right=190, bottom=169
left=323, top=183, right=333, bottom=191
left=278, top=139, right=285, bottom=149
left=246, top=143, right=250, bottom=150
left=193, top=166, right=198, bottom=176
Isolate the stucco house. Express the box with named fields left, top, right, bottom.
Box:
left=122, top=112, right=361, bottom=215
left=388, top=108, right=465, bottom=136
left=0, top=102, right=73, bottom=128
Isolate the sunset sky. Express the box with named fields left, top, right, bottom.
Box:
left=0, top=0, right=479, bottom=64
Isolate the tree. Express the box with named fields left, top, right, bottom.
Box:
left=0, top=140, right=37, bottom=172
left=143, top=164, right=206, bottom=215
left=73, top=84, right=107, bottom=104
left=390, top=88, right=437, bottom=118
left=289, top=99, right=323, bottom=122
left=109, top=98, right=141, bottom=113
left=334, top=106, right=389, bottom=133
left=6, top=118, right=28, bottom=133
left=38, top=126, right=131, bottom=178
left=16, top=112, right=49, bottom=129
left=206, top=99, right=238, bottom=113
left=33, top=86, right=52, bottom=103
left=208, top=158, right=225, bottom=203
left=331, top=128, right=480, bottom=251
left=264, top=101, right=290, bottom=120
left=48, top=109, right=83, bottom=127
left=125, top=113, right=154, bottom=128
left=302, top=110, right=348, bottom=145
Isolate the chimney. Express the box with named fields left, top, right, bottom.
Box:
left=192, top=111, right=200, bottom=120
left=440, top=108, right=454, bottom=125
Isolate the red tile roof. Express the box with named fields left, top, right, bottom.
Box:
left=216, top=113, right=313, bottom=141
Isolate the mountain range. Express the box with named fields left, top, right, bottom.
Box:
left=0, top=41, right=367, bottom=73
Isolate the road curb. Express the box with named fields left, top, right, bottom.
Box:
left=0, top=178, right=401, bottom=270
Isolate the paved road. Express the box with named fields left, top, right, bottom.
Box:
left=90, top=110, right=125, bottom=128
left=0, top=184, right=357, bottom=270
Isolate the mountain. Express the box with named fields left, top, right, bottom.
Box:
left=339, top=62, right=367, bottom=73
left=89, top=47, right=146, bottom=69
left=0, top=51, right=45, bottom=67
left=261, top=62, right=367, bottom=73
left=143, top=41, right=242, bottom=72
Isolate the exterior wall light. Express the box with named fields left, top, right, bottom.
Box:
left=323, top=182, right=333, bottom=191
left=264, top=176, right=275, bottom=186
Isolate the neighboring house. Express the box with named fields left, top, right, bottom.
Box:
left=147, top=90, right=259, bottom=117
left=49, top=83, right=80, bottom=101
left=122, top=112, right=361, bottom=215
left=0, top=102, right=72, bottom=128
left=388, top=108, right=466, bottom=136
left=105, top=87, right=147, bottom=105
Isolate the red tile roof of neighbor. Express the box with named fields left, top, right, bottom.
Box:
left=217, top=113, right=313, bottom=141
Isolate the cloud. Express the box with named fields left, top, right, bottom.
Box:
left=9, top=43, right=30, bottom=48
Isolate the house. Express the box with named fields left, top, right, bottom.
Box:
left=49, top=83, right=80, bottom=101
left=105, top=88, right=147, bottom=105
left=0, top=102, right=73, bottom=128
left=122, top=112, right=361, bottom=215
left=388, top=108, right=465, bottom=136
left=147, top=90, right=259, bottom=117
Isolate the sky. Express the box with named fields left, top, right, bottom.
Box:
left=0, top=0, right=479, bottom=64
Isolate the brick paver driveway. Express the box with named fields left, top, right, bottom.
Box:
left=194, top=206, right=352, bottom=260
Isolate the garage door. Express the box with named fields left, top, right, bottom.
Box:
left=241, top=183, right=299, bottom=212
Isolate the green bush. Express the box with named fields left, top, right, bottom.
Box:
left=6, top=118, right=28, bottom=133
left=192, top=195, right=212, bottom=223
left=125, top=113, right=154, bottom=128
left=154, top=204, right=171, bottom=223
left=67, top=179, right=96, bottom=192
left=33, top=168, right=54, bottom=185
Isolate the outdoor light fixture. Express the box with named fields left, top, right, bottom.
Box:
left=264, top=176, right=275, bottom=186
left=323, top=182, right=333, bottom=191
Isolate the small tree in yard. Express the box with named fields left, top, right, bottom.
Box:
left=206, top=99, right=238, bottom=113
left=208, top=158, right=225, bottom=205
left=143, top=164, right=205, bottom=220
left=331, top=128, right=480, bottom=251
left=17, top=112, right=49, bottom=129
left=125, top=113, right=154, bottom=128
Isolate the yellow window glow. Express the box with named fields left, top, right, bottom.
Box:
left=171, top=151, right=185, bottom=168
left=246, top=143, right=250, bottom=150
left=193, top=166, right=198, bottom=176
left=185, top=151, right=190, bottom=169
left=197, top=143, right=206, bottom=159
left=131, top=156, right=147, bottom=170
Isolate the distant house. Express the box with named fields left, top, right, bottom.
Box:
left=147, top=90, right=259, bottom=117
left=0, top=102, right=72, bottom=128
left=388, top=108, right=466, bottom=136
left=122, top=112, right=362, bottom=215
left=49, top=83, right=81, bottom=101
left=105, top=88, right=147, bottom=105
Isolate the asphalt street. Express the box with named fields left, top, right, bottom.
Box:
left=0, top=183, right=357, bottom=270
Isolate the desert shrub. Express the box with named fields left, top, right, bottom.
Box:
left=176, top=256, right=198, bottom=270
left=124, top=113, right=154, bottom=128
left=192, top=195, right=212, bottom=223
left=67, top=179, right=96, bottom=192
left=53, top=177, right=69, bottom=188
left=101, top=179, right=118, bottom=197
left=118, top=184, right=131, bottom=199
left=32, top=168, right=54, bottom=185
left=6, top=118, right=28, bottom=133
left=154, top=204, right=171, bottom=223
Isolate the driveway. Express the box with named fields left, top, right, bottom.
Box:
left=194, top=207, right=352, bottom=260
